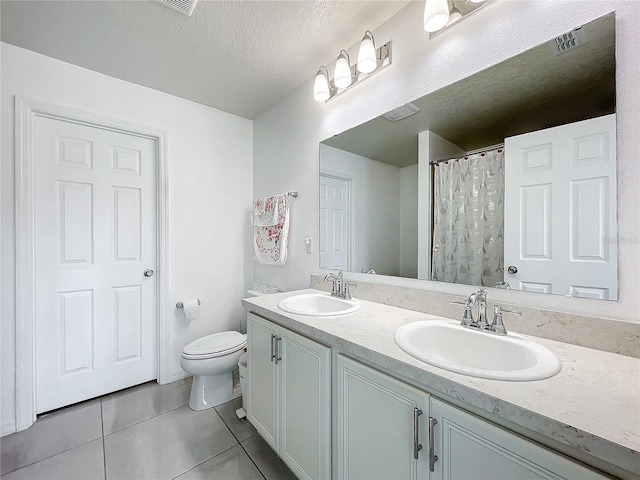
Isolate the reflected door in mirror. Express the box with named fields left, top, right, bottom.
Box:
left=504, top=114, right=617, bottom=299
left=320, top=174, right=351, bottom=270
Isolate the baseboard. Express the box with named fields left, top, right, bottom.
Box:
left=1, top=418, right=17, bottom=437
left=169, top=368, right=189, bottom=383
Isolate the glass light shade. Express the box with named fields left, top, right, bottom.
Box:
left=334, top=51, right=352, bottom=89
left=313, top=68, right=330, bottom=102
left=423, top=0, right=450, bottom=33
left=469, top=0, right=486, bottom=3
left=447, top=7, right=462, bottom=25
left=357, top=32, right=377, bottom=74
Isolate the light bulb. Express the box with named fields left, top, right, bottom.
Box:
left=313, top=67, right=330, bottom=102
left=357, top=31, right=377, bottom=74
left=423, top=0, right=450, bottom=33
left=334, top=50, right=352, bottom=89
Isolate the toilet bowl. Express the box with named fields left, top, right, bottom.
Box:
left=181, top=331, right=247, bottom=411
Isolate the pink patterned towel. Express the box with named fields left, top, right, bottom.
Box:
left=253, top=194, right=289, bottom=265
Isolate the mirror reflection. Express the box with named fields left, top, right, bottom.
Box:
left=319, top=13, right=617, bottom=300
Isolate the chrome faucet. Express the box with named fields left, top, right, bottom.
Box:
left=323, top=271, right=340, bottom=296
left=450, top=289, right=521, bottom=335
left=324, top=270, right=357, bottom=300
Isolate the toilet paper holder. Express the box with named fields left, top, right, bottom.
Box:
left=176, top=299, right=201, bottom=309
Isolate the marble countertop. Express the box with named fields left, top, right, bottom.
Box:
left=242, top=289, right=640, bottom=477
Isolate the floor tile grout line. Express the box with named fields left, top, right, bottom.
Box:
left=0, top=409, right=104, bottom=476
left=238, top=438, right=267, bottom=480
left=100, top=400, right=107, bottom=480
left=212, top=406, right=266, bottom=479
left=103, top=400, right=190, bottom=437
left=1, top=382, right=192, bottom=478
left=168, top=443, right=241, bottom=480
left=212, top=406, right=244, bottom=444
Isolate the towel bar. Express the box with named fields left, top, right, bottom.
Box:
left=176, top=299, right=201, bottom=308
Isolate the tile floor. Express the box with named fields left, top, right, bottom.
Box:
left=0, top=378, right=297, bottom=480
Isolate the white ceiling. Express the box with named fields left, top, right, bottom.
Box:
left=0, top=0, right=411, bottom=119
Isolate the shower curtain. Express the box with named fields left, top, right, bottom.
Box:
left=431, top=148, right=504, bottom=287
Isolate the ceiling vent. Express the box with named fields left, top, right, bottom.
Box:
left=156, top=0, right=198, bottom=16
left=382, top=103, right=420, bottom=122
left=552, top=27, right=587, bottom=55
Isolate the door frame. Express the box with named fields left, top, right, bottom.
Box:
left=14, top=96, right=170, bottom=431
left=319, top=169, right=355, bottom=272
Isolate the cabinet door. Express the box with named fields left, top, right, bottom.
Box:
left=247, top=313, right=279, bottom=449
left=280, top=329, right=331, bottom=480
left=430, top=397, right=607, bottom=480
left=337, top=355, right=429, bottom=480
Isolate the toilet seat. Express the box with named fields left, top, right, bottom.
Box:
left=182, top=331, right=247, bottom=360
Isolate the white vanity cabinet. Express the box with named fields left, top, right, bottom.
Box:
left=429, top=397, right=608, bottom=480
left=336, top=354, right=430, bottom=479
left=246, top=313, right=331, bottom=480
left=337, top=355, right=607, bottom=480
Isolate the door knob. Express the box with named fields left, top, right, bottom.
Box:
left=507, top=266, right=518, bottom=275
left=144, top=269, right=154, bottom=277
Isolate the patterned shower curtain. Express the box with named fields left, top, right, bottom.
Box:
left=431, top=148, right=505, bottom=287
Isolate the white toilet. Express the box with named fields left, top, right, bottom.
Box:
left=180, top=331, right=247, bottom=411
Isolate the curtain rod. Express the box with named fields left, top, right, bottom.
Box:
left=429, top=143, right=505, bottom=165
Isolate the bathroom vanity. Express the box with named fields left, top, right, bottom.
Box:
left=242, top=290, right=639, bottom=480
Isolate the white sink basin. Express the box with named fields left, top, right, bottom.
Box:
left=394, top=320, right=561, bottom=381
left=277, top=293, right=361, bottom=316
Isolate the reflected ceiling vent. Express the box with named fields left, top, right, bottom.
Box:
left=382, top=103, right=420, bottom=121
left=156, top=0, right=198, bottom=16
left=552, top=26, right=587, bottom=54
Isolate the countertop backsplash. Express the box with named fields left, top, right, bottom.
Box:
left=310, top=275, right=640, bottom=358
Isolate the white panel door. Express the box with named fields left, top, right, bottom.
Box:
left=34, top=115, right=157, bottom=413
left=280, top=329, right=331, bottom=480
left=319, top=174, right=350, bottom=270
left=337, top=355, right=429, bottom=480
left=504, top=114, right=617, bottom=299
left=430, top=397, right=607, bottom=479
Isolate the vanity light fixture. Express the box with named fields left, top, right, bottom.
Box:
left=447, top=1, right=462, bottom=25
left=313, top=31, right=392, bottom=102
left=357, top=31, right=377, bottom=74
left=334, top=50, right=354, bottom=88
left=425, top=0, right=493, bottom=35
left=423, top=0, right=450, bottom=33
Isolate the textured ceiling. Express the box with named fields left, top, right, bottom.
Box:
left=322, top=13, right=616, bottom=168
left=0, top=0, right=411, bottom=119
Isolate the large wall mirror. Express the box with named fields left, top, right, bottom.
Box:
left=319, top=13, right=618, bottom=300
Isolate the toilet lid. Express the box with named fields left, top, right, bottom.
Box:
left=183, top=331, right=247, bottom=357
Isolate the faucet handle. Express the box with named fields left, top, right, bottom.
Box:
left=343, top=281, right=357, bottom=300
left=491, top=305, right=521, bottom=335
left=450, top=300, right=475, bottom=327
left=449, top=300, right=467, bottom=306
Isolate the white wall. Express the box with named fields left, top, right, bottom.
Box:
left=1, top=43, right=253, bottom=434
left=253, top=0, right=640, bottom=323
left=399, top=164, right=418, bottom=278
left=319, top=144, right=401, bottom=276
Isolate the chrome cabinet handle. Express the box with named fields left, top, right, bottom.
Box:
left=275, top=337, right=282, bottom=365
left=270, top=334, right=276, bottom=362
left=413, top=408, right=423, bottom=460
left=143, top=269, right=154, bottom=277
left=429, top=416, right=439, bottom=472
